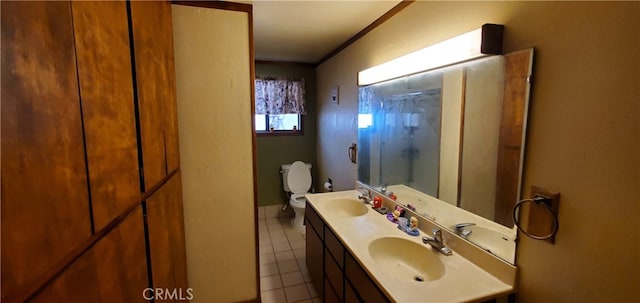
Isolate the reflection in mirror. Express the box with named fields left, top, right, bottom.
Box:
left=358, top=72, right=443, bottom=197
left=357, top=49, right=534, bottom=265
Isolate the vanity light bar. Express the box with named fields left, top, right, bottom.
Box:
left=357, top=24, right=504, bottom=86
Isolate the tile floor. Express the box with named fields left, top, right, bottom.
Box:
left=259, top=206, right=321, bottom=303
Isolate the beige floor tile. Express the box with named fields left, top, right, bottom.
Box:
left=301, top=270, right=311, bottom=283
left=267, top=226, right=284, bottom=236
left=286, top=230, right=305, bottom=241
left=272, top=241, right=292, bottom=252
left=277, top=259, right=300, bottom=274
left=260, top=252, right=276, bottom=265
left=260, top=263, right=279, bottom=277
left=290, top=239, right=306, bottom=250
left=296, top=258, right=307, bottom=271
left=281, top=224, right=296, bottom=233
left=275, top=250, right=296, bottom=263
left=260, top=274, right=282, bottom=291
left=270, top=233, right=289, bottom=244
left=293, top=248, right=306, bottom=259
left=259, top=244, right=273, bottom=255
left=284, top=284, right=309, bottom=302
left=266, top=218, right=281, bottom=225
left=258, top=207, right=267, bottom=220
left=267, top=218, right=283, bottom=225
left=259, top=230, right=271, bottom=238
left=261, top=288, right=286, bottom=303
left=305, top=282, right=319, bottom=298
left=280, top=271, right=304, bottom=287
left=265, top=205, right=281, bottom=218
left=259, top=235, right=272, bottom=245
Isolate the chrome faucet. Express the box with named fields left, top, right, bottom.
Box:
left=357, top=187, right=372, bottom=204
left=452, top=222, right=476, bottom=238
left=378, top=184, right=387, bottom=194
left=423, top=228, right=452, bottom=256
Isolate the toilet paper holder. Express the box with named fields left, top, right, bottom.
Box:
left=324, top=178, right=333, bottom=192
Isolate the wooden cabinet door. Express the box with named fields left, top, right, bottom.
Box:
left=146, top=173, right=189, bottom=302
left=345, top=253, right=389, bottom=303
left=324, top=276, right=341, bottom=303
left=306, top=222, right=324, bottom=299
left=324, top=247, right=343, bottom=301
left=344, top=280, right=361, bottom=303
left=28, top=207, right=148, bottom=303
left=1, top=2, right=92, bottom=300
left=71, top=0, right=140, bottom=232
left=129, top=0, right=180, bottom=191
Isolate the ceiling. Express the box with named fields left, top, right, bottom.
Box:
left=251, top=0, right=402, bottom=64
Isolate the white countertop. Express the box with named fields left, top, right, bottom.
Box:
left=306, top=190, right=514, bottom=303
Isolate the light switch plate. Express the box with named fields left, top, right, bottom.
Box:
left=330, top=86, right=339, bottom=104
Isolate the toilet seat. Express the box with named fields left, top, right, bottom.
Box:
left=290, top=196, right=306, bottom=208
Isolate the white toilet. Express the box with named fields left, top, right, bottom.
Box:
left=281, top=161, right=312, bottom=233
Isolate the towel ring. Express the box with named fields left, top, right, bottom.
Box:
left=512, top=198, right=559, bottom=240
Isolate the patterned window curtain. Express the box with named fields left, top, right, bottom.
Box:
left=255, top=77, right=306, bottom=115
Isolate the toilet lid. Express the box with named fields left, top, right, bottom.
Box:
left=287, top=161, right=311, bottom=194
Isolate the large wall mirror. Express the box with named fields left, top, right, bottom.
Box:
left=357, top=49, right=534, bottom=264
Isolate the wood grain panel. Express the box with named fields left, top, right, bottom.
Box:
left=305, top=204, right=324, bottom=240
left=130, top=0, right=180, bottom=190
left=306, top=222, right=324, bottom=300
left=28, top=207, right=148, bottom=303
left=345, top=280, right=361, bottom=303
left=494, top=49, right=534, bottom=227
left=1, top=2, right=92, bottom=300
left=71, top=0, right=140, bottom=231
left=324, top=276, right=341, bottom=303
left=324, top=248, right=343, bottom=301
left=147, top=172, right=189, bottom=302
left=325, top=226, right=344, bottom=269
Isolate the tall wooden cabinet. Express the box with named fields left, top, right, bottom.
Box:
left=129, top=1, right=181, bottom=190
left=72, top=0, right=141, bottom=232
left=29, top=207, right=149, bottom=303
left=1, top=2, right=93, bottom=299
left=1, top=1, right=188, bottom=302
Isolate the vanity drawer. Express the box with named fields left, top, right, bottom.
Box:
left=344, top=279, right=360, bottom=303
left=345, top=253, right=390, bottom=303
left=324, top=276, right=341, bottom=303
left=306, top=220, right=324, bottom=297
left=325, top=226, right=344, bottom=269
left=305, top=202, right=324, bottom=240
left=324, top=247, right=343, bottom=300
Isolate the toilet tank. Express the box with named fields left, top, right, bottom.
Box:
left=281, top=162, right=312, bottom=192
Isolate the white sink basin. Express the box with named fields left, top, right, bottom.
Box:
left=323, top=198, right=369, bottom=217
left=368, top=237, right=445, bottom=282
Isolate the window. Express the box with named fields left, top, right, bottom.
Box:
left=255, top=77, right=305, bottom=134
left=255, top=113, right=300, bottom=132
left=357, top=113, right=373, bottom=129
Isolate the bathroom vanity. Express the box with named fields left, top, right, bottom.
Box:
left=305, top=190, right=515, bottom=303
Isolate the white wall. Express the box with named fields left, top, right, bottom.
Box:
left=172, top=5, right=257, bottom=302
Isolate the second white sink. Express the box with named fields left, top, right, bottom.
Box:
left=368, top=237, right=445, bottom=282
left=323, top=198, right=369, bottom=217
